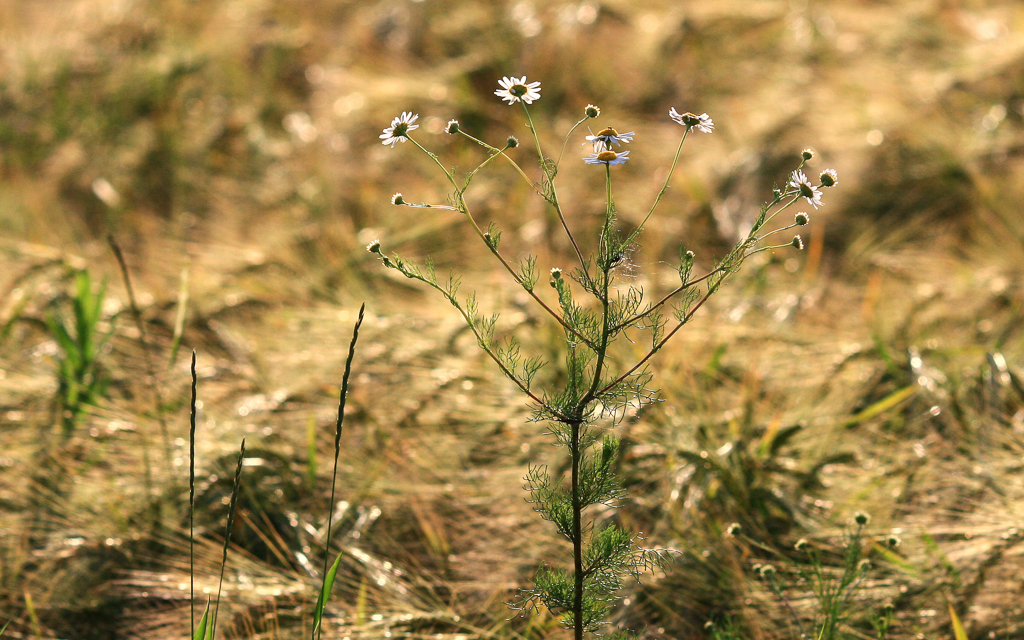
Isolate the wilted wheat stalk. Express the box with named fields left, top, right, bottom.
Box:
left=370, top=75, right=836, bottom=639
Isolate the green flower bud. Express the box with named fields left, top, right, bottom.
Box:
left=506, top=136, right=519, bottom=149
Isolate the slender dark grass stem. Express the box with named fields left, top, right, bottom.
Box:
left=189, top=350, right=198, bottom=638
left=316, top=303, right=365, bottom=640
left=210, top=439, right=246, bottom=640
left=108, top=234, right=171, bottom=480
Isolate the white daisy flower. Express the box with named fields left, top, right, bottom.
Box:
left=391, top=193, right=405, bottom=205
left=819, top=169, right=838, bottom=187
left=583, top=127, right=635, bottom=152
left=379, top=112, right=419, bottom=147
left=584, top=150, right=630, bottom=166
left=789, top=170, right=822, bottom=209
left=669, top=108, right=714, bottom=133
left=584, top=104, right=600, bottom=118
left=494, top=76, right=542, bottom=105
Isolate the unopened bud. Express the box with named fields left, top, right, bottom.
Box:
left=506, top=136, right=519, bottom=149
left=819, top=169, right=838, bottom=187
left=391, top=193, right=405, bottom=205
left=585, top=104, right=600, bottom=118
left=791, top=235, right=804, bottom=250
left=794, top=538, right=809, bottom=551
left=725, top=522, right=741, bottom=537
left=550, top=267, right=562, bottom=279
left=886, top=534, right=902, bottom=549
left=802, top=148, right=814, bottom=160
left=445, top=119, right=460, bottom=135
left=854, top=511, right=871, bottom=526
left=795, top=212, right=809, bottom=226
left=366, top=239, right=381, bottom=254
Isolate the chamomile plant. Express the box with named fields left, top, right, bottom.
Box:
left=370, top=75, right=836, bottom=639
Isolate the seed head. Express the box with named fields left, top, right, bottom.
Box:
left=445, top=119, right=460, bottom=135
left=791, top=235, right=804, bottom=250
left=802, top=148, right=815, bottom=160
left=795, top=212, right=809, bottom=226
left=585, top=104, right=600, bottom=118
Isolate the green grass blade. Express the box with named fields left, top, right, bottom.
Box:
left=0, top=619, right=9, bottom=637
left=312, top=551, right=344, bottom=635
left=193, top=600, right=211, bottom=640
left=948, top=603, right=968, bottom=640
left=843, top=385, right=917, bottom=428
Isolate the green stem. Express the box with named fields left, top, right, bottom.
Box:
left=622, top=129, right=688, bottom=248
left=571, top=420, right=584, bottom=640
left=406, top=136, right=594, bottom=347
left=521, top=103, right=589, bottom=273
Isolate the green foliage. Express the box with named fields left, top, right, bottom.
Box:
left=675, top=420, right=855, bottom=539
left=757, top=518, right=895, bottom=640
left=46, top=269, right=111, bottom=440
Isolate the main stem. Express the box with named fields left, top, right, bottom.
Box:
left=571, top=420, right=584, bottom=640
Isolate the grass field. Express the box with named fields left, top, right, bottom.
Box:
left=1, top=0, right=1024, bottom=638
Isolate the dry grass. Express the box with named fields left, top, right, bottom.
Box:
left=1, top=0, right=1024, bottom=638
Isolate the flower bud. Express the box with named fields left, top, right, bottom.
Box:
left=391, top=193, right=406, bottom=205
left=802, top=148, right=815, bottom=160
left=585, top=104, right=600, bottom=118
left=550, top=267, right=562, bottom=279
left=366, top=239, right=381, bottom=254
left=858, top=559, right=872, bottom=572
left=854, top=511, right=871, bottom=526
left=725, top=522, right=741, bottom=537
left=506, top=136, right=519, bottom=149
left=886, top=534, right=902, bottom=549
left=819, top=169, right=838, bottom=187
left=446, top=119, right=460, bottom=135
left=772, top=187, right=783, bottom=201
left=759, top=564, right=776, bottom=578
left=791, top=235, right=804, bottom=250
left=794, top=538, right=809, bottom=551
left=795, top=212, right=809, bottom=226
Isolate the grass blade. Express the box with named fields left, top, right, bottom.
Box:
left=312, top=551, right=344, bottom=635
left=210, top=438, right=246, bottom=640
left=843, top=385, right=917, bottom=428
left=193, top=599, right=211, bottom=640
left=23, top=591, right=41, bottom=640
left=190, top=350, right=198, bottom=638
left=315, top=302, right=365, bottom=640
left=948, top=603, right=968, bottom=640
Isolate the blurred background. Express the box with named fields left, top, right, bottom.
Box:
left=1, top=0, right=1024, bottom=638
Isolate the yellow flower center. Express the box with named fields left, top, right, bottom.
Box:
left=597, top=127, right=618, bottom=137
left=597, top=150, right=618, bottom=162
